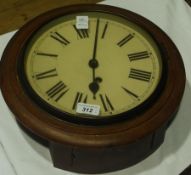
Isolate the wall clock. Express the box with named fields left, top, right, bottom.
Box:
left=0, top=4, right=186, bottom=173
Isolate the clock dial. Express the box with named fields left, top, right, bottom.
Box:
left=24, top=12, right=163, bottom=118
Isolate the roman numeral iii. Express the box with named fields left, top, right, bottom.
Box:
left=129, top=68, right=152, bottom=82
left=128, top=51, right=150, bottom=61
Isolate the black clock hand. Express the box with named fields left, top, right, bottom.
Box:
left=90, top=18, right=99, bottom=67
left=88, top=18, right=102, bottom=99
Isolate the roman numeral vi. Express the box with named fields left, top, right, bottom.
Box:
left=72, top=92, right=88, bottom=110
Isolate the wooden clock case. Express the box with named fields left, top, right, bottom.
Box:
left=0, top=4, right=186, bottom=174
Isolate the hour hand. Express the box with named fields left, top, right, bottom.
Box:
left=89, top=77, right=102, bottom=99
left=89, top=81, right=99, bottom=99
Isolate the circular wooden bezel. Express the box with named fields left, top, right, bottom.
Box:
left=0, top=4, right=185, bottom=149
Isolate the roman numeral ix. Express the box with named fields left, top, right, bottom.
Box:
left=46, top=81, right=69, bottom=102
left=129, top=68, right=152, bottom=82
left=34, top=68, right=58, bottom=80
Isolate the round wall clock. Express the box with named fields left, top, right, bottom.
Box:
left=0, top=4, right=186, bottom=173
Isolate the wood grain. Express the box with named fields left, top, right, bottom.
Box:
left=0, top=0, right=101, bottom=35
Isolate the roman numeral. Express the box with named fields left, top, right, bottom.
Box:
left=72, top=92, right=88, bottom=110
left=99, top=94, right=114, bottom=112
left=121, top=87, right=139, bottom=100
left=73, top=25, right=89, bottom=39
left=50, top=32, right=70, bottom=45
left=101, top=22, right=108, bottom=39
left=129, top=68, right=152, bottom=82
left=36, top=52, right=58, bottom=58
left=117, top=34, right=134, bottom=47
left=46, top=81, right=69, bottom=102
left=34, top=68, right=58, bottom=80
left=128, top=51, right=150, bottom=61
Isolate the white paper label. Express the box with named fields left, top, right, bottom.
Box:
left=76, top=16, right=89, bottom=29
left=76, top=103, right=100, bottom=116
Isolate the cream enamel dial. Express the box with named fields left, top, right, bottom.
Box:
left=24, top=12, right=162, bottom=118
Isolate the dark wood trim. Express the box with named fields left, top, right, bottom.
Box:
left=180, top=164, right=191, bottom=175
left=185, top=0, right=191, bottom=7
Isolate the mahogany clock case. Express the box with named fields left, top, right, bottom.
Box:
left=0, top=4, right=186, bottom=174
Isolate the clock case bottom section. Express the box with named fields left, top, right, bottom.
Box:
left=49, top=123, right=169, bottom=174
left=17, top=111, right=175, bottom=174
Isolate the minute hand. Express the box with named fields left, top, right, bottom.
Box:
left=92, top=18, right=99, bottom=61
left=89, top=19, right=100, bottom=72
left=89, top=19, right=101, bottom=99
